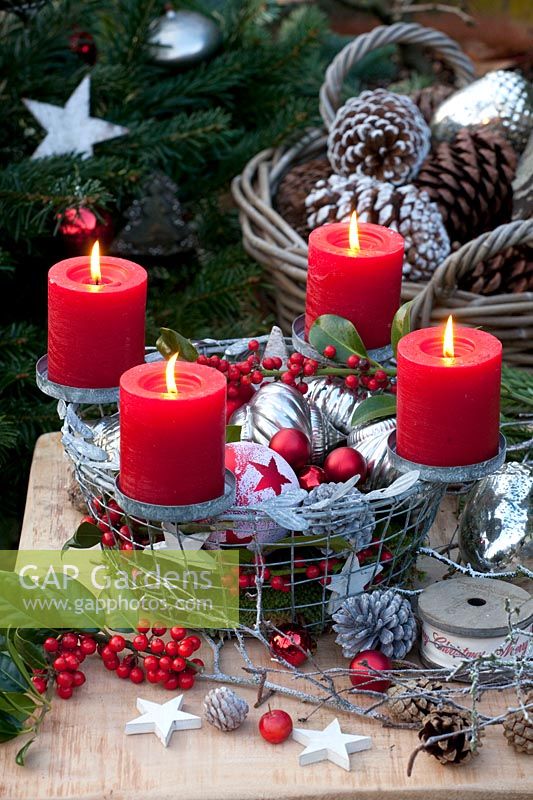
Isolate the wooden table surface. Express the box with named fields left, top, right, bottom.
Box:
left=1, top=432, right=530, bottom=800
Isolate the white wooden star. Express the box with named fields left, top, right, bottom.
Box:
left=125, top=694, right=201, bottom=748
left=23, top=76, right=129, bottom=159
left=325, top=553, right=382, bottom=614
left=292, top=718, right=372, bottom=771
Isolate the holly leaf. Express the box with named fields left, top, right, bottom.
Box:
left=0, top=654, right=27, bottom=693
left=225, top=425, right=241, bottom=443
left=156, top=328, right=198, bottom=363
left=309, top=315, right=368, bottom=362
left=62, top=521, right=101, bottom=552
left=351, top=394, right=397, bottom=427
left=16, top=737, right=36, bottom=766
left=391, top=301, right=412, bottom=357
left=14, top=631, right=47, bottom=670
left=0, top=710, right=23, bottom=743
left=0, top=693, right=36, bottom=722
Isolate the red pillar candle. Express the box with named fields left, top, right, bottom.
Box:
left=305, top=216, right=404, bottom=350
left=119, top=358, right=227, bottom=506
left=396, top=319, right=502, bottom=467
left=48, top=245, right=147, bottom=388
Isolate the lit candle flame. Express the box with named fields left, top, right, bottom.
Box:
left=165, top=352, right=178, bottom=395
left=90, top=241, right=101, bottom=284
left=443, top=315, right=455, bottom=359
left=349, top=211, right=360, bottom=253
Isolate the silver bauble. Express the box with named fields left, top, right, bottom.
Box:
left=228, top=382, right=344, bottom=464
left=148, top=10, right=222, bottom=68
left=431, top=70, right=533, bottom=153
left=348, top=417, right=398, bottom=490
left=306, top=378, right=368, bottom=436
left=459, top=462, right=533, bottom=572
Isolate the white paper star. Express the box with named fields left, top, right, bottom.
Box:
left=325, top=553, right=382, bottom=614
left=124, top=694, right=201, bottom=748
left=292, top=718, right=372, bottom=771
left=23, top=76, right=129, bottom=159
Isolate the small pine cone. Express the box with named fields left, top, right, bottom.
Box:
left=302, top=482, right=375, bottom=550
left=409, top=84, right=455, bottom=124
left=203, top=687, right=249, bottom=732
left=387, top=679, right=442, bottom=723
left=461, top=246, right=533, bottom=296
left=419, top=706, right=483, bottom=766
left=332, top=589, right=417, bottom=659
left=275, top=157, right=330, bottom=237
left=306, top=174, right=450, bottom=281
left=503, top=694, right=533, bottom=754
left=327, top=89, right=430, bottom=185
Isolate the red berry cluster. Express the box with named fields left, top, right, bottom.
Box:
left=324, top=349, right=392, bottom=393
left=38, top=633, right=95, bottom=699
left=277, top=351, right=319, bottom=394
left=99, top=625, right=203, bottom=691
left=238, top=554, right=343, bottom=594
left=87, top=496, right=157, bottom=550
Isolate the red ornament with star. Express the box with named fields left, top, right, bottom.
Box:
left=206, top=442, right=299, bottom=547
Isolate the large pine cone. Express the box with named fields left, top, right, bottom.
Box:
left=419, top=706, right=483, bottom=766
left=461, top=245, right=533, bottom=295
left=387, top=679, right=442, bottom=723
left=409, top=84, right=455, bottom=124
left=327, top=89, right=431, bottom=185
left=415, top=129, right=518, bottom=247
left=275, top=157, right=330, bottom=238
left=306, top=174, right=450, bottom=281
left=503, top=693, right=533, bottom=754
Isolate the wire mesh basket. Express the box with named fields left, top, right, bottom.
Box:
left=58, top=337, right=445, bottom=633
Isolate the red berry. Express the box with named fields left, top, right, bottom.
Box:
left=171, top=657, right=186, bottom=673
left=196, top=354, right=208, bottom=365
left=164, top=675, right=179, bottom=691
left=318, top=559, right=330, bottom=574
left=281, top=371, right=295, bottom=385
left=177, top=672, right=195, bottom=690
left=101, top=531, right=116, bottom=548
left=250, top=370, right=263, bottom=385
left=359, top=358, right=370, bottom=371
left=105, top=501, right=123, bottom=526
left=61, top=633, right=78, bottom=651
left=108, top=635, right=126, bottom=653
left=293, top=556, right=306, bottom=569
left=239, top=574, right=250, bottom=589
left=305, top=565, right=321, bottom=580
left=151, top=625, right=167, bottom=636
left=228, top=366, right=240, bottom=382
left=53, top=656, right=67, bottom=672
left=116, top=664, right=131, bottom=679
left=227, top=384, right=240, bottom=399
left=143, top=655, right=159, bottom=672
left=374, top=370, right=387, bottom=381
left=156, top=669, right=168, bottom=683
left=218, top=359, right=229, bottom=373
left=147, top=670, right=159, bottom=684
left=238, top=361, right=251, bottom=375
left=190, top=658, right=205, bottom=669
left=32, top=676, right=47, bottom=694
left=368, top=379, right=378, bottom=391
left=63, top=653, right=80, bottom=672
left=80, top=514, right=94, bottom=526
left=303, top=362, right=316, bottom=377
left=80, top=637, right=97, bottom=655
left=289, top=352, right=304, bottom=364
left=209, top=355, right=220, bottom=368
left=103, top=656, right=120, bottom=671
left=56, top=686, right=73, bottom=700
left=97, top=520, right=111, bottom=534
left=270, top=575, right=285, bottom=592
left=258, top=709, right=293, bottom=744
left=390, top=384, right=397, bottom=395
left=120, top=540, right=134, bottom=551
left=129, top=667, right=145, bottom=684
left=91, top=497, right=104, bottom=516
left=72, top=670, right=86, bottom=687
left=44, top=637, right=59, bottom=653
left=323, top=345, right=336, bottom=359
left=177, top=640, right=194, bottom=658
left=137, top=619, right=151, bottom=634
left=349, top=650, right=391, bottom=693
left=56, top=671, right=74, bottom=689
left=165, top=641, right=180, bottom=657
left=186, top=635, right=201, bottom=652
left=272, top=357, right=282, bottom=370
left=170, top=627, right=187, bottom=641
left=289, top=362, right=301, bottom=375
left=344, top=374, right=359, bottom=390
left=319, top=575, right=331, bottom=586
left=132, top=634, right=148, bottom=651
left=248, top=339, right=260, bottom=352
left=118, top=524, right=132, bottom=541
left=262, top=357, right=274, bottom=371
left=347, top=354, right=360, bottom=368
left=149, top=637, right=165, bottom=655
left=296, top=382, right=308, bottom=394
left=158, top=656, right=172, bottom=672
left=100, top=645, right=115, bottom=661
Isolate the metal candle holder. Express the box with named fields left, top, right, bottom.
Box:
left=387, top=431, right=507, bottom=485
left=113, top=470, right=236, bottom=523
left=291, top=314, right=393, bottom=365
left=36, top=354, right=120, bottom=404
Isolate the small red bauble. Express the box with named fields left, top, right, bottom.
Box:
left=69, top=29, right=97, bottom=65
left=269, top=428, right=311, bottom=471
left=324, top=447, right=367, bottom=484
left=259, top=709, right=293, bottom=744
left=57, top=207, right=114, bottom=257
left=269, top=623, right=315, bottom=668
left=349, top=650, right=392, bottom=693
left=298, top=464, right=326, bottom=491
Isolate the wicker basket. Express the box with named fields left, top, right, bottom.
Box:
left=232, top=22, right=533, bottom=367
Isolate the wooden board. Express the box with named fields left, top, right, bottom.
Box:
left=0, top=432, right=530, bottom=800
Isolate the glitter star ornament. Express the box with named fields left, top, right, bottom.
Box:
left=292, top=718, right=372, bottom=770
left=23, top=76, right=129, bottom=159
left=124, top=695, right=201, bottom=748
left=325, top=553, right=383, bottom=614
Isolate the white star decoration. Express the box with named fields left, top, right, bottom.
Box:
left=125, top=694, right=201, bottom=747
left=293, top=718, right=372, bottom=771
left=325, top=553, right=382, bottom=614
left=23, top=76, right=129, bottom=159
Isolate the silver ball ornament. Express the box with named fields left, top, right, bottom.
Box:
left=148, top=10, right=222, bottom=68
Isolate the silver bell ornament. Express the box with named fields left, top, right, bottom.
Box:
left=229, top=381, right=344, bottom=464
left=148, top=9, right=222, bottom=68
left=459, top=462, right=533, bottom=573
left=306, top=378, right=368, bottom=436
left=431, top=70, right=533, bottom=153
left=347, top=417, right=398, bottom=490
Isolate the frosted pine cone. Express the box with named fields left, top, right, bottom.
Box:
left=332, top=589, right=417, bottom=659
left=306, top=174, right=450, bottom=281
left=327, top=89, right=430, bottom=185
left=302, top=482, right=375, bottom=550
left=203, top=687, right=249, bottom=732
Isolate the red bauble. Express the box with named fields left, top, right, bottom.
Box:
left=258, top=709, right=293, bottom=744
left=57, top=207, right=114, bottom=257
left=349, top=650, right=392, bottom=693
left=69, top=29, right=97, bottom=65
left=324, top=447, right=367, bottom=484
left=269, top=428, right=311, bottom=471
left=269, top=623, right=315, bottom=667
left=298, top=464, right=326, bottom=491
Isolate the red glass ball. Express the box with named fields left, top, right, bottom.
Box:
left=57, top=207, right=114, bottom=256
left=298, top=464, right=326, bottom=491
left=269, top=623, right=314, bottom=667
left=269, top=428, right=311, bottom=471
left=324, top=447, right=367, bottom=484
left=69, top=29, right=97, bottom=65
left=258, top=709, right=293, bottom=744
left=349, top=650, right=391, bottom=693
